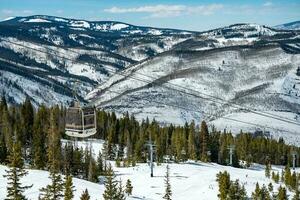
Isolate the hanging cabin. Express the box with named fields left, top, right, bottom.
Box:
left=65, top=101, right=97, bottom=138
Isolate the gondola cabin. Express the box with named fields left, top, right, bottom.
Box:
left=65, top=101, right=97, bottom=138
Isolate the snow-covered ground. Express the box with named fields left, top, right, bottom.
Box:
left=0, top=161, right=296, bottom=199
left=211, top=111, right=300, bottom=145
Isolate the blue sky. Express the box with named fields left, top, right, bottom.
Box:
left=0, top=0, right=299, bottom=31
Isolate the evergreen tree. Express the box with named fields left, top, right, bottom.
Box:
left=216, top=171, right=231, bottom=200
left=39, top=171, right=64, bottom=200
left=187, top=121, right=196, bottom=160
left=277, top=186, right=287, bottom=200
left=32, top=105, right=48, bottom=169
left=64, top=175, right=75, bottom=200
left=227, top=179, right=247, bottom=200
left=268, top=182, right=273, bottom=193
left=4, top=140, right=32, bottom=200
left=117, top=180, right=125, bottom=200
left=265, top=162, right=271, bottom=178
left=39, top=109, right=64, bottom=200
left=88, top=157, right=98, bottom=182
left=199, top=121, right=209, bottom=162
left=163, top=165, right=172, bottom=200
left=103, top=165, right=119, bottom=200
left=252, top=182, right=261, bottom=200
left=125, top=179, right=133, bottom=196
left=80, top=189, right=90, bottom=200
left=97, top=151, right=104, bottom=176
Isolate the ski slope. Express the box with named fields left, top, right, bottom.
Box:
left=0, top=161, right=297, bottom=199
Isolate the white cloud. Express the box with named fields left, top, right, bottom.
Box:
left=1, top=9, right=33, bottom=15
left=104, top=4, right=223, bottom=18
left=56, top=10, right=63, bottom=14
left=1, top=9, right=14, bottom=15
left=263, top=2, right=273, bottom=7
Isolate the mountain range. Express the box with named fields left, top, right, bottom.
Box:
left=0, top=15, right=300, bottom=142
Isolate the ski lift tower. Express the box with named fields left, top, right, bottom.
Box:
left=145, top=136, right=156, bottom=177
left=227, top=145, right=235, bottom=166
left=291, top=150, right=298, bottom=170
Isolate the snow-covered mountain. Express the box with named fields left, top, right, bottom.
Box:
left=1, top=15, right=300, bottom=138
left=0, top=15, right=193, bottom=105
left=87, top=22, right=300, bottom=139
left=275, top=21, right=300, bottom=30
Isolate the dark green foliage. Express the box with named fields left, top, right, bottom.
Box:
left=80, top=189, right=90, bottom=200
left=39, top=171, right=64, bottom=200
left=227, top=179, right=247, bottom=200
left=216, top=171, right=231, bottom=200
left=199, top=121, right=210, bottom=162
left=163, top=165, right=172, bottom=200
left=103, top=165, right=119, bottom=200
left=277, top=186, right=287, bottom=200
left=265, top=163, right=271, bottom=178
left=117, top=180, right=126, bottom=200
left=217, top=171, right=247, bottom=200
left=64, top=175, right=75, bottom=200
left=125, top=179, right=133, bottom=196
left=4, top=140, right=32, bottom=200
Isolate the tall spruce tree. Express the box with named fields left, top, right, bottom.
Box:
left=117, top=180, right=125, bottom=200
left=199, top=121, right=209, bottom=162
left=163, top=165, right=172, bottom=200
left=103, top=165, right=119, bottom=200
left=39, top=109, right=64, bottom=200
left=187, top=121, right=196, bottom=160
left=64, top=175, right=75, bottom=200
left=4, top=140, right=32, bottom=200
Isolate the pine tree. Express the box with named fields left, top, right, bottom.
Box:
left=32, top=105, right=48, bottom=169
left=199, top=121, right=210, bottom=162
left=39, top=109, right=64, bottom=200
left=39, top=171, right=64, bottom=200
left=277, top=186, right=287, bottom=200
left=163, top=165, right=172, bottom=200
left=228, top=179, right=247, bottom=200
left=80, top=189, right=90, bottom=200
left=117, top=180, right=125, bottom=200
left=103, top=165, right=119, bottom=200
left=252, top=182, right=261, bottom=200
left=216, top=171, right=230, bottom=200
left=125, top=179, right=133, bottom=196
left=64, top=175, right=75, bottom=200
left=265, top=162, right=271, bottom=178
left=97, top=151, right=104, bottom=175
left=260, top=184, right=271, bottom=200
left=88, top=157, right=98, bottom=182
left=268, top=182, right=273, bottom=192
left=187, top=121, right=196, bottom=160
left=4, top=140, right=32, bottom=200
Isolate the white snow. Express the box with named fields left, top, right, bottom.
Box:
left=0, top=161, right=297, bottom=199
left=1, top=16, right=15, bottom=21
left=211, top=111, right=300, bottom=145
left=24, top=19, right=51, bottom=23
left=70, top=20, right=90, bottom=28
left=110, top=23, right=129, bottom=30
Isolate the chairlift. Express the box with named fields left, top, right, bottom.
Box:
left=65, top=101, right=97, bottom=138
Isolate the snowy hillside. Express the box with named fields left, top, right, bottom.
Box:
left=0, top=15, right=193, bottom=105
left=275, top=21, right=300, bottom=30
left=87, top=42, right=300, bottom=139
left=0, top=162, right=296, bottom=199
